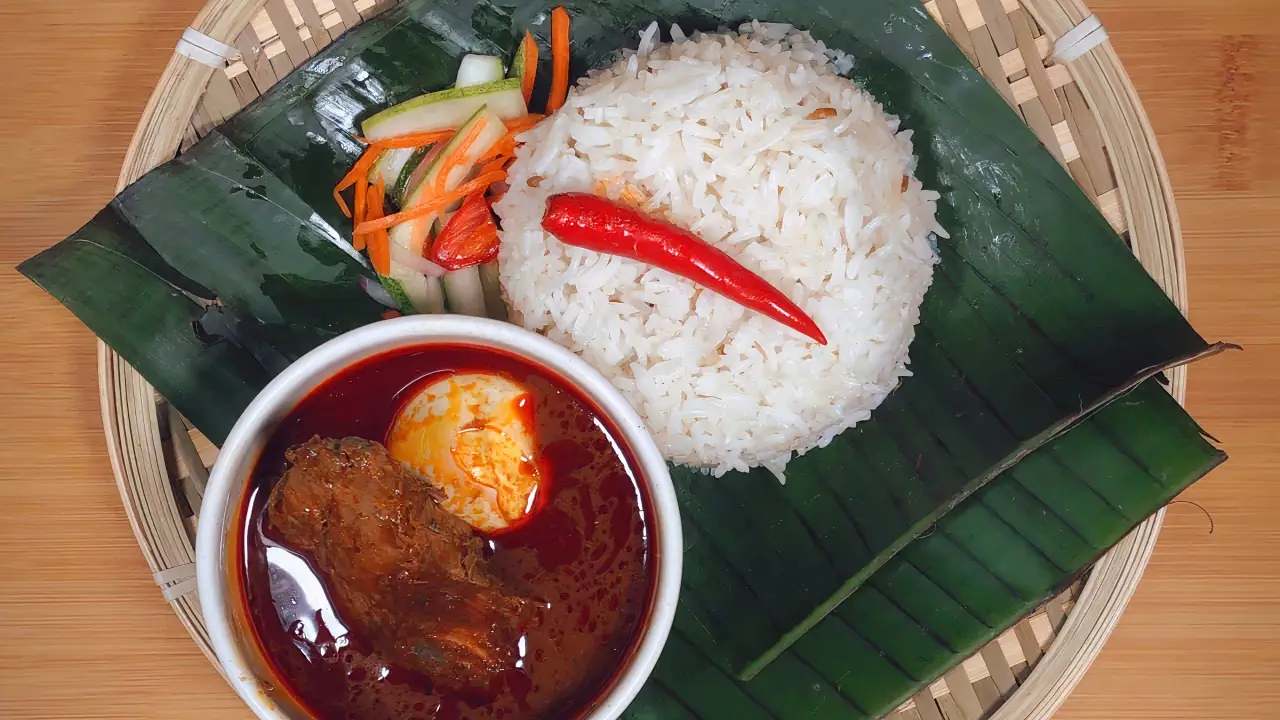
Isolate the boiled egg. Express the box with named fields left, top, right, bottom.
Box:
left=387, top=372, right=542, bottom=533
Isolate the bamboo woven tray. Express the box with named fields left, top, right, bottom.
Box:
left=99, top=0, right=1190, bottom=717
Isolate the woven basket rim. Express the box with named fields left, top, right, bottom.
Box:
left=98, top=1, right=1190, bottom=718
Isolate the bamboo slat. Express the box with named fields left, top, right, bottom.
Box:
left=101, top=1, right=1191, bottom=718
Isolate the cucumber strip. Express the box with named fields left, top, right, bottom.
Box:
left=370, top=145, right=433, bottom=204
left=508, top=31, right=537, bottom=103
left=456, top=54, right=505, bottom=87
left=361, top=78, right=526, bottom=141
left=390, top=106, right=507, bottom=256
left=368, top=147, right=414, bottom=186
left=377, top=274, right=415, bottom=315
left=508, top=38, right=528, bottom=80
left=478, top=261, right=508, bottom=321
left=442, top=266, right=488, bottom=317
left=390, top=145, right=433, bottom=206
left=387, top=262, right=445, bottom=314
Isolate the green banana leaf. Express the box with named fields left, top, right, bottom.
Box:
left=628, top=378, right=1225, bottom=719
left=19, top=130, right=385, bottom=443
left=17, top=0, right=1231, bottom=713
left=18, top=207, right=270, bottom=443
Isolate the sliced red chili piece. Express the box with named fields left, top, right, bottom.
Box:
left=429, top=191, right=501, bottom=271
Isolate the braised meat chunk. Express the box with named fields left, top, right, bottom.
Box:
left=266, top=437, right=528, bottom=685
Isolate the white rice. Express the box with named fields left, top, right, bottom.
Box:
left=494, top=22, right=944, bottom=480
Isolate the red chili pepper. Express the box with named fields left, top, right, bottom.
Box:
left=430, top=191, right=500, bottom=270
left=541, top=193, right=827, bottom=345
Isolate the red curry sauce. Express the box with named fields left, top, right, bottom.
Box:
left=238, top=344, right=655, bottom=719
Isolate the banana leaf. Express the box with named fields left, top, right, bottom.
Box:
left=19, top=130, right=385, bottom=443
left=18, top=0, right=1231, bottom=707
left=18, top=207, right=270, bottom=443
left=628, top=377, right=1225, bottom=719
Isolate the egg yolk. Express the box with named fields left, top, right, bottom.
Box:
left=387, top=372, right=542, bottom=533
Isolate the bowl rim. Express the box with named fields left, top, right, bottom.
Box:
left=195, top=314, right=682, bottom=720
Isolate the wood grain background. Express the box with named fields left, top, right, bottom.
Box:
left=0, top=0, right=1275, bottom=717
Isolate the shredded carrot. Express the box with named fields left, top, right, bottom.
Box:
left=334, top=130, right=458, bottom=216
left=353, top=178, right=386, bottom=251
left=475, top=141, right=516, bottom=166
left=354, top=170, right=508, bottom=234
left=365, top=179, right=390, bottom=276
left=369, top=128, right=458, bottom=150
left=805, top=107, right=837, bottom=120
left=476, top=156, right=511, bottom=178
left=432, top=117, right=490, bottom=196
left=473, top=116, right=544, bottom=164
left=505, top=113, right=545, bottom=134
left=354, top=176, right=368, bottom=226
left=518, top=30, right=539, bottom=104
left=335, top=124, right=481, bottom=217
left=547, top=7, right=571, bottom=113
left=367, top=230, right=390, bottom=275
left=333, top=146, right=384, bottom=218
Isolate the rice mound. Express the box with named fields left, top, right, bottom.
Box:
left=494, top=21, right=944, bottom=479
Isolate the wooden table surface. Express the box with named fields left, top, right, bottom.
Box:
left=0, top=1, right=1276, bottom=718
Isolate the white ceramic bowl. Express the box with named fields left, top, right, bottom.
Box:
left=196, top=315, right=682, bottom=720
